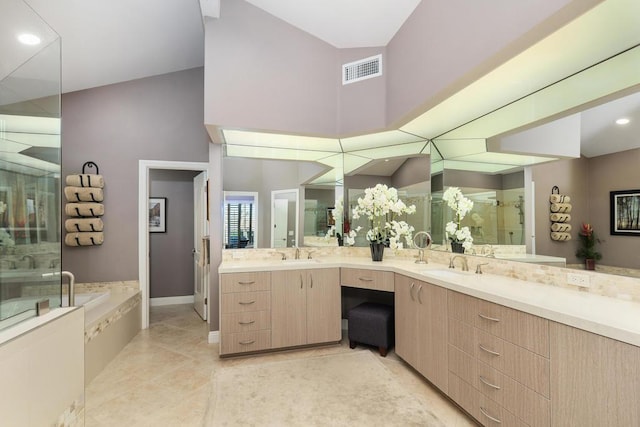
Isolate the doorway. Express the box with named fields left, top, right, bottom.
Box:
left=138, top=160, right=210, bottom=329
left=271, top=189, right=299, bottom=248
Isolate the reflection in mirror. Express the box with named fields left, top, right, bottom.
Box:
left=271, top=189, right=299, bottom=248
left=1, top=0, right=62, bottom=329
left=346, top=154, right=431, bottom=247
left=223, top=191, right=258, bottom=249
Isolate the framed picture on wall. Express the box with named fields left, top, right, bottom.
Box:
left=610, top=190, right=640, bottom=235
left=149, top=197, right=167, bottom=233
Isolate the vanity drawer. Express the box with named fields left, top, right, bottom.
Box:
left=221, top=291, right=271, bottom=313
left=221, top=310, right=271, bottom=333
left=221, top=272, right=271, bottom=293
left=475, top=329, right=550, bottom=398
left=341, top=268, right=394, bottom=292
left=220, top=330, right=271, bottom=355
left=448, top=290, right=549, bottom=357
left=476, top=360, right=550, bottom=427
left=449, top=373, right=526, bottom=427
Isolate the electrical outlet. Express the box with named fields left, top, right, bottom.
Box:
left=567, top=272, right=590, bottom=288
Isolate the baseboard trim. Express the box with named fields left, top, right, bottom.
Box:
left=150, top=295, right=194, bottom=307
left=208, top=330, right=220, bottom=344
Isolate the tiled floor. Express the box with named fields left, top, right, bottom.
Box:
left=85, top=304, right=475, bottom=426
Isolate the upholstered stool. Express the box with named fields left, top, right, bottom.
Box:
left=347, top=302, right=394, bottom=357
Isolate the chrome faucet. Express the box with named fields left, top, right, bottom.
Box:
left=306, top=250, right=315, bottom=260
left=449, top=255, right=469, bottom=271
left=49, top=258, right=60, bottom=269
left=295, top=247, right=300, bottom=260
left=475, top=262, right=489, bottom=274
left=21, top=254, right=35, bottom=269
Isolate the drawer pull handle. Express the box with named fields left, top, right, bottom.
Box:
left=409, top=283, right=415, bottom=301
left=479, top=407, right=501, bottom=424
left=478, top=313, right=501, bottom=322
left=238, top=320, right=255, bottom=325
left=239, top=339, right=255, bottom=345
left=358, top=277, right=374, bottom=282
left=239, top=300, right=256, bottom=305
left=479, top=376, right=501, bottom=390
left=479, top=344, right=501, bottom=356
left=417, top=284, right=423, bottom=304
left=238, top=281, right=255, bottom=285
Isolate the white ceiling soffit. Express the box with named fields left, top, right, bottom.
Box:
left=244, top=0, right=421, bottom=48
left=23, top=0, right=205, bottom=93
left=400, top=0, right=640, bottom=140
left=580, top=90, right=640, bottom=158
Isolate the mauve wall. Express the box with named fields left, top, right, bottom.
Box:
left=204, top=0, right=339, bottom=136
left=149, top=169, right=199, bottom=298
left=385, top=0, right=601, bottom=126
left=61, top=68, right=210, bottom=283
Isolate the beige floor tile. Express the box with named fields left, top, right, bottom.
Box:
left=85, top=303, right=475, bottom=426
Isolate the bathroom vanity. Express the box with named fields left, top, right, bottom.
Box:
left=218, top=256, right=640, bottom=426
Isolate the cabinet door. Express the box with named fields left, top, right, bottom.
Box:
left=271, top=270, right=307, bottom=348
left=416, top=280, right=449, bottom=393
left=394, top=274, right=419, bottom=367
left=550, top=322, right=640, bottom=426
left=306, top=268, right=341, bottom=344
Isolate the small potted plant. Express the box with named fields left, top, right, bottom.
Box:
left=575, top=223, right=602, bottom=270
left=351, top=184, right=416, bottom=261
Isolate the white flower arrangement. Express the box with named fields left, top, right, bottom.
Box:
left=442, top=187, right=474, bottom=250
left=351, top=184, right=416, bottom=249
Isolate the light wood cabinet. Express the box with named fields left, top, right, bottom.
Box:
left=271, top=268, right=341, bottom=349
left=341, top=268, right=394, bottom=292
left=394, top=274, right=448, bottom=392
left=550, top=322, right=640, bottom=426
left=219, top=272, right=272, bottom=355
left=447, top=290, right=550, bottom=426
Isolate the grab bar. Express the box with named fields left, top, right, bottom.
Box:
left=42, top=270, right=76, bottom=307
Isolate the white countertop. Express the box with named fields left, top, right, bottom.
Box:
left=219, top=256, right=640, bottom=347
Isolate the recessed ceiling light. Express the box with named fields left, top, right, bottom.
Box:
left=17, top=33, right=41, bottom=46
left=616, top=118, right=630, bottom=125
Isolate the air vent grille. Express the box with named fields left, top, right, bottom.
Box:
left=342, top=54, right=382, bottom=85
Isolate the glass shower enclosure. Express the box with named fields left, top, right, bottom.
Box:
left=0, top=0, right=62, bottom=330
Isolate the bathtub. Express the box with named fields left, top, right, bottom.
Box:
left=0, top=291, right=110, bottom=332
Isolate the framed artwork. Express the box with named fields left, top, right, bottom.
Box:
left=610, top=190, right=640, bottom=235
left=149, top=197, right=167, bottom=233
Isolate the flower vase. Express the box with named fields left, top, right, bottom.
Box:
left=585, top=259, right=595, bottom=270
left=451, top=241, right=465, bottom=254
left=370, top=243, right=385, bottom=261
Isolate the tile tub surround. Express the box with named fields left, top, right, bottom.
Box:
left=219, top=251, right=640, bottom=348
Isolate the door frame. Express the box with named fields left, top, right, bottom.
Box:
left=270, top=188, right=299, bottom=248
left=138, top=160, right=210, bottom=329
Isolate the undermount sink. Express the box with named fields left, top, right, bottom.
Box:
left=420, top=269, right=471, bottom=280
left=280, top=259, right=320, bottom=264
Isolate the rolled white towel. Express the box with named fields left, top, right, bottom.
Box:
left=65, top=174, right=104, bottom=188
left=65, top=218, right=104, bottom=232
left=550, top=202, right=572, bottom=213
left=550, top=232, right=572, bottom=241
left=549, top=194, right=571, bottom=203
left=65, top=232, right=104, bottom=246
left=64, top=186, right=104, bottom=202
left=65, top=203, right=104, bottom=217
left=551, top=223, right=572, bottom=232
left=550, top=213, right=571, bottom=223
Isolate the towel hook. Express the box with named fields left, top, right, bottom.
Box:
left=551, top=186, right=560, bottom=194
left=82, top=161, right=99, bottom=175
